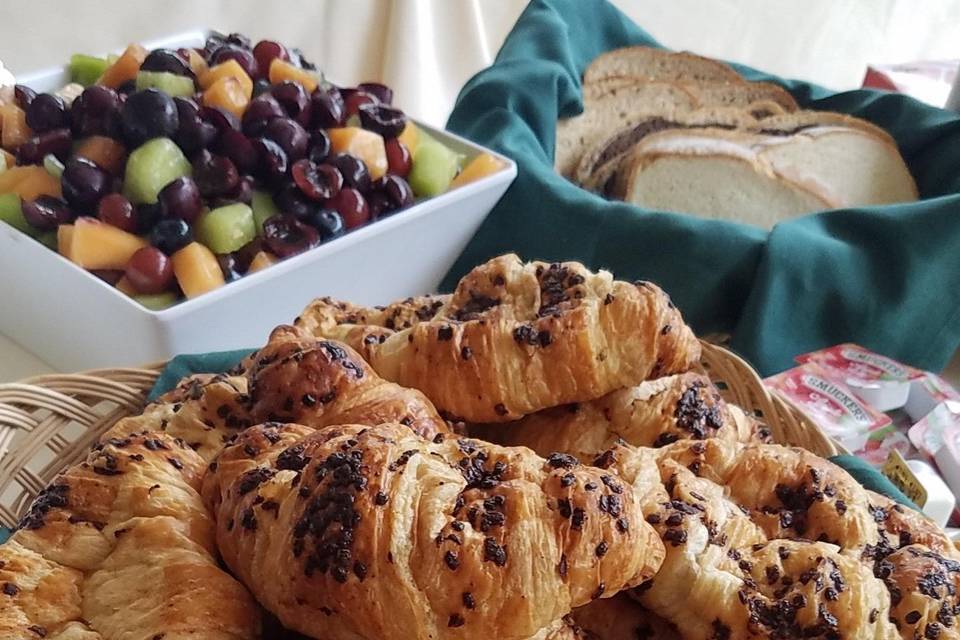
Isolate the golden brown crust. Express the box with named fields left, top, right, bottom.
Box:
left=484, top=372, right=769, bottom=460
left=295, top=254, right=701, bottom=422
left=572, top=594, right=681, bottom=639
left=604, top=443, right=898, bottom=639
left=102, top=372, right=251, bottom=463
left=202, top=423, right=664, bottom=640
left=246, top=326, right=450, bottom=440
left=878, top=544, right=960, bottom=638
left=1, top=432, right=260, bottom=638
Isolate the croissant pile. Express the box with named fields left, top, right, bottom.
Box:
left=2, top=254, right=957, bottom=640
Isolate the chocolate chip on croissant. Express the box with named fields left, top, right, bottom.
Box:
left=295, top=254, right=701, bottom=422
left=202, top=422, right=665, bottom=640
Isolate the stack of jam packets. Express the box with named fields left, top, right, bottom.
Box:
left=765, top=343, right=960, bottom=528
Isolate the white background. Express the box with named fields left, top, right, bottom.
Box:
left=1, top=0, right=958, bottom=380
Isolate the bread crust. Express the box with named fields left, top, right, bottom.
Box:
left=296, top=254, right=701, bottom=423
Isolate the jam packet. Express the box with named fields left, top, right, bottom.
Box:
left=909, top=400, right=960, bottom=461
left=905, top=372, right=960, bottom=422
left=795, top=344, right=922, bottom=411
left=765, top=362, right=892, bottom=451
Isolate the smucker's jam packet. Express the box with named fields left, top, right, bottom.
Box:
left=765, top=362, right=892, bottom=451
left=909, top=401, right=960, bottom=461
left=795, top=344, right=923, bottom=412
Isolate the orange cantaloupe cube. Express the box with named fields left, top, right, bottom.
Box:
left=75, top=136, right=128, bottom=175
left=327, top=127, right=388, bottom=180
left=171, top=242, right=225, bottom=298
left=199, top=59, right=253, bottom=99
left=449, top=152, right=506, bottom=189
left=57, top=224, right=74, bottom=260
left=68, top=217, right=147, bottom=270
left=97, top=44, right=148, bottom=89
left=247, top=250, right=278, bottom=273
left=1, top=148, right=15, bottom=169
left=268, top=59, right=318, bottom=92
left=0, top=166, right=62, bottom=200
left=1, top=104, right=32, bottom=151
left=203, top=77, right=250, bottom=119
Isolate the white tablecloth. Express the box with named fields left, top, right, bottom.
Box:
left=2, top=0, right=959, bottom=380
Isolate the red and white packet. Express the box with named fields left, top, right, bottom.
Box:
left=765, top=362, right=892, bottom=451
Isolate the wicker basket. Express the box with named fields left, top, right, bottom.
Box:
left=0, top=342, right=838, bottom=529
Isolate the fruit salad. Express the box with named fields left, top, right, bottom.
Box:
left=0, top=32, right=505, bottom=310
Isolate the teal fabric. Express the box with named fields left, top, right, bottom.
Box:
left=147, top=349, right=254, bottom=401
left=441, top=0, right=960, bottom=377
left=0, top=528, right=8, bottom=544
left=143, top=352, right=917, bottom=510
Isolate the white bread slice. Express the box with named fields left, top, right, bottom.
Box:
left=756, top=126, right=918, bottom=205
left=614, top=129, right=837, bottom=228
left=555, top=82, right=698, bottom=176
left=584, top=46, right=742, bottom=84
left=750, top=111, right=896, bottom=146
left=573, top=107, right=759, bottom=191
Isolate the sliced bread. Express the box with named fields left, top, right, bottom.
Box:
left=682, top=81, right=798, bottom=112
left=584, top=46, right=743, bottom=84
left=613, top=129, right=837, bottom=228
left=555, top=82, right=698, bottom=176
left=756, top=126, right=918, bottom=205
left=573, top=107, right=759, bottom=191
left=750, top=111, right=897, bottom=146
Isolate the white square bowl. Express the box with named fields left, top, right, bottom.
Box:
left=0, top=32, right=516, bottom=371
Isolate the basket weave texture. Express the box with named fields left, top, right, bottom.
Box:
left=0, top=342, right=837, bottom=528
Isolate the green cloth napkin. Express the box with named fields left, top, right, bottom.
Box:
left=441, top=0, right=960, bottom=378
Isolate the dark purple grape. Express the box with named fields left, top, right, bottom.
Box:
left=308, top=130, right=331, bottom=164
left=135, top=202, right=163, bottom=234
left=158, top=176, right=203, bottom=223
left=217, top=253, right=243, bottom=282
left=22, top=196, right=74, bottom=230
left=376, top=174, right=415, bottom=210
left=251, top=137, right=289, bottom=183
left=330, top=153, right=371, bottom=192
left=358, top=82, right=393, bottom=105
left=330, top=187, right=370, bottom=229
left=126, top=246, right=174, bottom=294
left=200, top=106, right=240, bottom=134
left=274, top=181, right=316, bottom=219
left=306, top=208, right=344, bottom=241
left=71, top=85, right=122, bottom=138
left=253, top=40, right=288, bottom=78
left=342, top=90, right=377, bottom=118
left=241, top=94, right=285, bottom=136
left=291, top=159, right=342, bottom=201
left=192, top=150, right=239, bottom=197
left=366, top=190, right=392, bottom=219
left=213, top=175, right=254, bottom=207
left=384, top=138, right=411, bottom=177
left=61, top=158, right=112, bottom=214
left=262, top=214, right=319, bottom=257
left=310, top=88, right=345, bottom=128
left=173, top=97, right=217, bottom=155
left=97, top=194, right=137, bottom=232
left=141, top=48, right=194, bottom=77
left=216, top=129, right=257, bottom=173
left=204, top=32, right=227, bottom=55
left=264, top=117, right=309, bottom=161
left=149, top=218, right=193, bottom=254
left=17, top=128, right=72, bottom=164
left=252, top=79, right=272, bottom=97
left=121, top=89, right=179, bottom=147
left=26, top=93, right=69, bottom=133
left=226, top=33, right=252, bottom=49
left=14, top=85, right=37, bottom=110
left=210, top=44, right=258, bottom=79
left=271, top=81, right=311, bottom=125
left=358, top=103, right=406, bottom=139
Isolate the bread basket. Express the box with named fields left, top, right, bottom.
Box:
left=0, top=341, right=838, bottom=528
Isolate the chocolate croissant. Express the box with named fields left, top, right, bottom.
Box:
left=1, top=432, right=260, bottom=638
left=295, top=254, right=701, bottom=422
left=202, top=422, right=664, bottom=640
left=483, top=372, right=769, bottom=460
left=246, top=325, right=450, bottom=440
